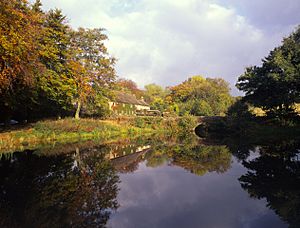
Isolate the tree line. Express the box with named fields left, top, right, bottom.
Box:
left=0, top=0, right=234, bottom=123
left=3, top=1, right=298, bottom=123
left=0, top=0, right=116, bottom=122
left=116, top=76, right=234, bottom=116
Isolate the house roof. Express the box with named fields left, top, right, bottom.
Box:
left=114, top=91, right=149, bottom=106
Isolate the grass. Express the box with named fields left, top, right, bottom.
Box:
left=0, top=116, right=198, bottom=154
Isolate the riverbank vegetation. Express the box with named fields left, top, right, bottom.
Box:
left=0, top=0, right=299, bottom=155
left=0, top=116, right=197, bottom=153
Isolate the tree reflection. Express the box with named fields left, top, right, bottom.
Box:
left=170, top=144, right=232, bottom=175
left=0, top=148, right=119, bottom=227
left=105, top=135, right=232, bottom=176
left=239, top=141, right=300, bottom=228
left=145, top=149, right=169, bottom=168
left=143, top=138, right=232, bottom=176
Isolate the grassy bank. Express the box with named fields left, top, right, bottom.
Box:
left=0, top=116, right=197, bottom=153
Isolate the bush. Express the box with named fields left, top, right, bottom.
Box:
left=178, top=114, right=197, bottom=132
left=191, top=100, right=213, bottom=116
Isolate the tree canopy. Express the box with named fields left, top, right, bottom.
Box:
left=167, top=76, right=233, bottom=116
left=236, top=26, right=300, bottom=118
left=0, top=0, right=236, bottom=121
left=115, top=78, right=143, bottom=98
left=69, top=27, right=116, bottom=118
left=0, top=0, right=116, bottom=122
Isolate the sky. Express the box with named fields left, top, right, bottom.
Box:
left=38, top=0, right=300, bottom=95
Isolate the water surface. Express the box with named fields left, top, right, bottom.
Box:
left=0, top=135, right=299, bottom=228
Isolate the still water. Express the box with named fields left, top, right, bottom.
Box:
left=0, top=134, right=299, bottom=228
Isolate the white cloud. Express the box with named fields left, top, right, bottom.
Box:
left=39, top=0, right=299, bottom=95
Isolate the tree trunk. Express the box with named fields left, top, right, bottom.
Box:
left=75, top=100, right=81, bottom=119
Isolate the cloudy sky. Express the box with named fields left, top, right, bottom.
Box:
left=38, top=0, right=300, bottom=94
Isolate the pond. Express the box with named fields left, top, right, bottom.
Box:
left=0, top=133, right=299, bottom=228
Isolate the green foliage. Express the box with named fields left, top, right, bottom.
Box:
left=226, top=98, right=253, bottom=119
left=144, top=84, right=167, bottom=100
left=178, top=101, right=193, bottom=116
left=191, top=100, right=214, bottom=116
left=0, top=1, right=116, bottom=122
left=69, top=27, right=116, bottom=118
left=133, top=117, right=163, bottom=129
left=37, top=9, right=75, bottom=111
left=167, top=75, right=233, bottom=116
left=178, top=114, right=198, bottom=132
left=167, top=103, right=180, bottom=114
left=83, top=94, right=111, bottom=118
left=144, top=83, right=169, bottom=112
left=150, top=97, right=167, bottom=112
left=236, top=26, right=300, bottom=120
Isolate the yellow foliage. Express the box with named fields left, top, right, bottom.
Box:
left=249, top=107, right=266, bottom=117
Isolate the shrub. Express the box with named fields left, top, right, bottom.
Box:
left=178, top=114, right=197, bottom=132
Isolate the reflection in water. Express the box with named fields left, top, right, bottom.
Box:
left=170, top=144, right=231, bottom=175
left=107, top=135, right=299, bottom=228
left=0, top=148, right=119, bottom=227
left=239, top=141, right=300, bottom=228
left=0, top=134, right=299, bottom=227
left=107, top=137, right=232, bottom=176
left=205, top=131, right=300, bottom=228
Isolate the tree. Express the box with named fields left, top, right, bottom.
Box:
left=69, top=28, right=116, bottom=119
left=144, top=83, right=168, bottom=111
left=236, top=26, right=300, bottom=119
left=0, top=1, right=117, bottom=122
left=115, top=78, right=143, bottom=98
left=36, top=8, right=75, bottom=118
left=191, top=100, right=213, bottom=116
left=167, top=76, right=233, bottom=116
left=0, top=0, right=43, bottom=122
left=144, top=84, right=167, bottom=101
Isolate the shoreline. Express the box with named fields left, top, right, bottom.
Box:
left=0, top=116, right=197, bottom=154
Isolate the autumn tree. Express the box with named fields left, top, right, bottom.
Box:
left=69, top=28, right=116, bottom=119
left=167, top=76, right=233, bottom=116
left=0, top=0, right=43, bottom=122
left=115, top=78, right=143, bottom=98
left=0, top=1, right=117, bottom=121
